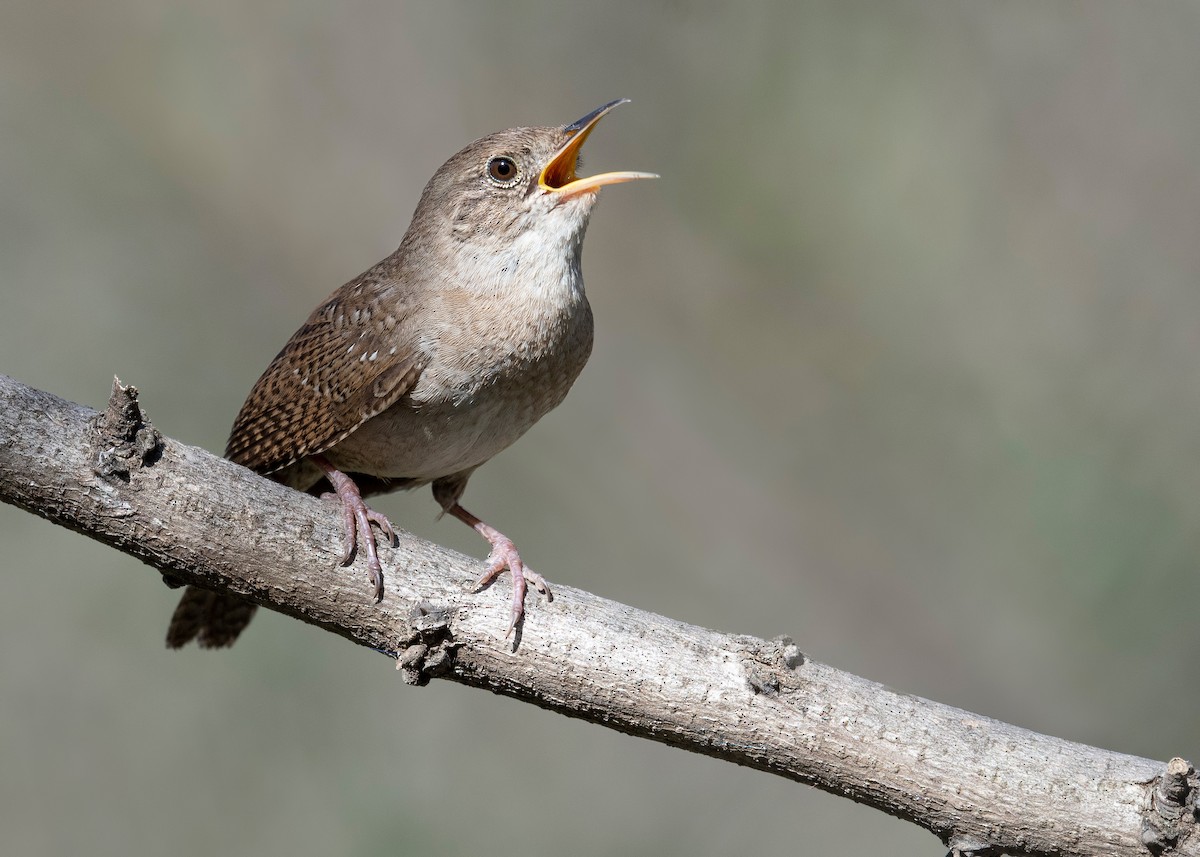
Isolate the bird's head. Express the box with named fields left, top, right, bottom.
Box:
left=408, top=99, right=657, bottom=254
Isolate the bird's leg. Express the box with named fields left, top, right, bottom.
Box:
left=310, top=455, right=396, bottom=602
left=444, top=503, right=552, bottom=637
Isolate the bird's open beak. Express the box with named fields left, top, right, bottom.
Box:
left=539, top=98, right=658, bottom=198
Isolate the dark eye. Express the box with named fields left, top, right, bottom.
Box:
left=487, top=156, right=518, bottom=185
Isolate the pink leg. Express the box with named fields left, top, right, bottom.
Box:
left=311, top=455, right=396, bottom=602
left=445, top=503, right=551, bottom=637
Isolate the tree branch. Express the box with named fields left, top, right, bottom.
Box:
left=0, top=372, right=1195, bottom=857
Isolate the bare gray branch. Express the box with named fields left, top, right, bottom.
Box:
left=0, top=372, right=1194, bottom=856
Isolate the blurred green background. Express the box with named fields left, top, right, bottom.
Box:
left=3, top=2, right=1199, bottom=855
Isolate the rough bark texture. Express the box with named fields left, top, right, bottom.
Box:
left=0, top=372, right=1196, bottom=857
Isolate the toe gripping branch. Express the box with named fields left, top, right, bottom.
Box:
left=310, top=455, right=397, bottom=602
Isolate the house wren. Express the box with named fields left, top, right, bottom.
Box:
left=166, top=99, right=655, bottom=648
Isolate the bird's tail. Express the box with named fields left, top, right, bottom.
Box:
left=165, top=587, right=258, bottom=649
left=163, top=463, right=412, bottom=649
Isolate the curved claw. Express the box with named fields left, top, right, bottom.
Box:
left=524, top=567, right=551, bottom=599
left=313, top=457, right=393, bottom=602
left=449, top=506, right=551, bottom=638
left=470, top=538, right=526, bottom=637
left=365, top=508, right=397, bottom=547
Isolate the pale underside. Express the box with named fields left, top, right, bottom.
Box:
left=226, top=191, right=597, bottom=499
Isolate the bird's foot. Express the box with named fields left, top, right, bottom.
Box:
left=473, top=531, right=552, bottom=638
left=446, top=504, right=551, bottom=637
left=312, top=456, right=396, bottom=602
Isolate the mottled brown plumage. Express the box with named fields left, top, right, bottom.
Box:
left=167, top=100, right=655, bottom=648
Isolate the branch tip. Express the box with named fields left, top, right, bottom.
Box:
left=1142, top=756, right=1198, bottom=853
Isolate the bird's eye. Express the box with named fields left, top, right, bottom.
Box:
left=487, top=156, right=519, bottom=185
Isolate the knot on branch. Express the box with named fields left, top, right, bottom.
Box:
left=395, top=604, right=459, bottom=686
left=1141, top=756, right=1198, bottom=854
left=93, top=377, right=163, bottom=482
left=742, top=634, right=806, bottom=697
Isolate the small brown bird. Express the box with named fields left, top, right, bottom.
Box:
left=166, top=99, right=655, bottom=648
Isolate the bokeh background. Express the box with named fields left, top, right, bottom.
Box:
left=3, top=3, right=1199, bottom=855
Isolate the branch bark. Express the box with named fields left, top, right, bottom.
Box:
left=0, top=372, right=1195, bottom=857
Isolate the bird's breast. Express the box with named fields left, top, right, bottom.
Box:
left=325, top=269, right=595, bottom=481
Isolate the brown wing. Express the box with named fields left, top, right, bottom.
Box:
left=225, top=266, right=425, bottom=475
